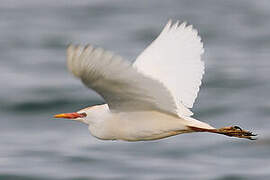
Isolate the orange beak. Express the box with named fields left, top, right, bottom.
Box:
left=54, top=112, right=86, bottom=119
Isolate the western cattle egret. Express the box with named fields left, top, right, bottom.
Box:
left=54, top=20, right=256, bottom=141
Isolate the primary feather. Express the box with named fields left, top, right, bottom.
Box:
left=133, top=20, right=204, bottom=117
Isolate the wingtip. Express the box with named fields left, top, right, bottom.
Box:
left=167, top=19, right=172, bottom=25
left=179, top=21, right=187, bottom=29
left=67, top=43, right=74, bottom=50
left=164, top=19, right=193, bottom=32
left=160, top=19, right=173, bottom=34
left=166, top=19, right=172, bottom=29
left=172, top=20, right=180, bottom=29
left=67, top=43, right=72, bottom=47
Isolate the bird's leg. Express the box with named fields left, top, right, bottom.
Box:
left=215, top=126, right=257, bottom=140
left=187, top=126, right=257, bottom=140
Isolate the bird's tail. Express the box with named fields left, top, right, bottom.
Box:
left=184, top=116, right=215, bottom=130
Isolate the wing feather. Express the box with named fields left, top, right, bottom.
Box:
left=133, top=20, right=204, bottom=117
left=67, top=44, right=180, bottom=116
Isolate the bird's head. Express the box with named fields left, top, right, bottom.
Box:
left=54, top=105, right=108, bottom=125
left=54, top=105, right=105, bottom=124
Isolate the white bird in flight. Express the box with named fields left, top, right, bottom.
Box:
left=54, top=20, right=256, bottom=141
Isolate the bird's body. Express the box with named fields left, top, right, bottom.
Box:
left=54, top=20, right=256, bottom=141
left=77, top=104, right=214, bottom=141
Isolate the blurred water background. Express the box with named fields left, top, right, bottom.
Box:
left=0, top=0, right=270, bottom=179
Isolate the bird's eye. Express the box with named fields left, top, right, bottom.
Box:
left=79, top=112, right=87, bottom=117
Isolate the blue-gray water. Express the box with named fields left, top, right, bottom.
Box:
left=1, top=0, right=270, bottom=179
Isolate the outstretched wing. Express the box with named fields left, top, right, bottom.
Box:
left=133, top=20, right=204, bottom=117
left=67, top=44, right=183, bottom=116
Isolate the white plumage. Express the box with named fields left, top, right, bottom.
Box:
left=55, top=20, right=256, bottom=141
left=67, top=44, right=178, bottom=117
left=134, top=20, right=204, bottom=117
left=67, top=20, right=203, bottom=119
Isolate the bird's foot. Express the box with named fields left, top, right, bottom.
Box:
left=216, top=126, right=257, bottom=140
